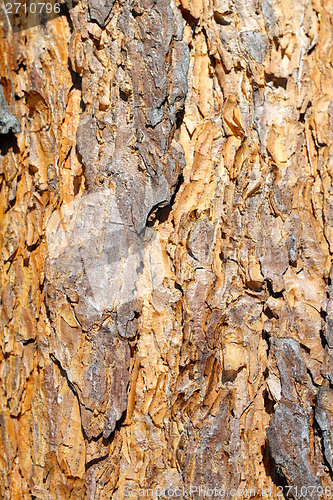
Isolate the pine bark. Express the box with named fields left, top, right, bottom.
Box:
left=1, top=0, right=333, bottom=498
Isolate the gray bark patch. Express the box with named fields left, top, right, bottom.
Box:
left=240, top=31, right=268, bottom=63
left=0, top=84, right=20, bottom=135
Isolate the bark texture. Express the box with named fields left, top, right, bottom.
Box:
left=1, top=0, right=333, bottom=498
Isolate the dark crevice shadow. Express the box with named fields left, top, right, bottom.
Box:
left=85, top=453, right=110, bottom=471
left=146, top=173, right=184, bottom=227
left=177, top=4, right=198, bottom=27
left=0, top=130, right=19, bottom=156
left=262, top=440, right=288, bottom=492
left=265, top=73, right=288, bottom=90
left=313, top=417, right=333, bottom=475
left=265, top=279, right=284, bottom=299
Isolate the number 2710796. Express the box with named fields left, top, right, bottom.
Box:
left=277, top=486, right=332, bottom=497
left=5, top=3, right=60, bottom=14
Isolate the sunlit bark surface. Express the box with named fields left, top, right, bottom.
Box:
left=1, top=0, right=333, bottom=498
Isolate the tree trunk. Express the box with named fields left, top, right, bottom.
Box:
left=1, top=0, right=333, bottom=498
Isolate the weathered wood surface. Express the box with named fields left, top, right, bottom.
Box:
left=1, top=0, right=333, bottom=498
